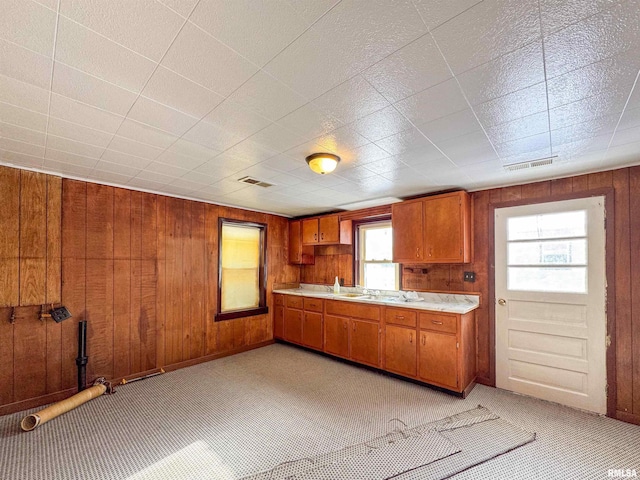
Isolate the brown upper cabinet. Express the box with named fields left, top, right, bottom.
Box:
left=302, top=215, right=352, bottom=246
left=289, top=220, right=314, bottom=265
left=392, top=191, right=471, bottom=264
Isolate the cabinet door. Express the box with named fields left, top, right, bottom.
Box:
left=324, top=314, right=349, bottom=358
left=385, top=325, right=417, bottom=377
left=284, top=308, right=303, bottom=344
left=392, top=200, right=424, bottom=263
left=350, top=318, right=380, bottom=367
left=424, top=193, right=464, bottom=262
left=418, top=331, right=458, bottom=389
left=303, top=311, right=323, bottom=350
left=319, top=215, right=339, bottom=243
left=289, top=220, right=314, bottom=264
left=274, top=305, right=284, bottom=339
left=302, top=218, right=319, bottom=245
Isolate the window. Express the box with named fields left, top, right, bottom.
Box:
left=506, top=210, right=587, bottom=293
left=357, top=221, right=399, bottom=290
left=216, top=219, right=268, bottom=321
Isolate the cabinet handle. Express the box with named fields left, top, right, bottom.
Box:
left=422, top=335, right=425, bottom=346
left=321, top=232, right=324, bottom=240
left=409, top=333, right=413, bottom=344
left=396, top=315, right=404, bottom=320
left=429, top=246, right=433, bottom=257
left=416, top=247, right=420, bottom=258
left=431, top=320, right=443, bottom=325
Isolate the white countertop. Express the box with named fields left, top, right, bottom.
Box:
left=273, top=285, right=479, bottom=314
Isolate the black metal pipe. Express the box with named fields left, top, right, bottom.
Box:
left=76, top=321, right=88, bottom=391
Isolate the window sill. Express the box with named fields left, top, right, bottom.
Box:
left=215, top=306, right=269, bottom=322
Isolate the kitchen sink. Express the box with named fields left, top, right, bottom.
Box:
left=333, top=293, right=369, bottom=298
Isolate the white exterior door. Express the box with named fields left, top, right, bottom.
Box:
left=495, top=196, right=606, bottom=414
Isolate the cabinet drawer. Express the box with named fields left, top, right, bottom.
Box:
left=326, top=300, right=380, bottom=321
left=274, top=294, right=284, bottom=306
left=385, top=308, right=417, bottom=327
left=303, top=297, right=323, bottom=312
left=286, top=295, right=304, bottom=309
left=419, top=312, right=457, bottom=334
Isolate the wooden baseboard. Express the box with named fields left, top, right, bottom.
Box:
left=0, top=341, right=274, bottom=417
left=616, top=410, right=640, bottom=426
left=475, top=375, right=493, bottom=387
left=0, top=388, right=76, bottom=416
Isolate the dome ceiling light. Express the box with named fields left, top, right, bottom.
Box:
left=306, top=153, right=340, bottom=175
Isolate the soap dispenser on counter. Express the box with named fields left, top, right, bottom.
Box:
left=333, top=276, right=340, bottom=294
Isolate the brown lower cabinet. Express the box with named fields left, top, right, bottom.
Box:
left=274, top=294, right=476, bottom=395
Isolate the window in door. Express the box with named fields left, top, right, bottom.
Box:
left=216, top=218, right=268, bottom=321
left=506, top=210, right=588, bottom=294
left=357, top=221, right=399, bottom=290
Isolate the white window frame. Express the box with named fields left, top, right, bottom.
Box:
left=357, top=221, right=399, bottom=290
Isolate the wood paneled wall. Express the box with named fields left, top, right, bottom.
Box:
left=301, top=167, right=640, bottom=425
left=0, top=171, right=297, bottom=414
left=300, top=244, right=354, bottom=286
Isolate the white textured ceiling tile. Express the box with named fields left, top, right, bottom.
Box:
left=0, top=75, right=49, bottom=114
left=394, top=78, right=468, bottom=126
left=228, top=71, right=308, bottom=122
left=333, top=164, right=378, bottom=182
left=341, top=142, right=391, bottom=166
left=602, top=140, right=640, bottom=168
left=617, top=106, right=640, bottom=131
left=0, top=122, right=45, bottom=146
left=220, top=139, right=279, bottom=165
left=312, top=0, right=427, bottom=74
left=433, top=130, right=499, bottom=166
left=277, top=103, right=343, bottom=140
left=127, top=177, right=171, bottom=190
left=375, top=127, right=433, bottom=156
left=141, top=66, right=225, bottom=119
left=416, top=109, right=483, bottom=144
left=494, top=132, right=551, bottom=158
left=45, top=148, right=97, bottom=168
left=1, top=0, right=56, bottom=56
left=134, top=168, right=176, bottom=184
left=59, top=0, right=184, bottom=61
left=283, top=0, right=339, bottom=25
left=101, top=149, right=152, bottom=170
left=363, top=34, right=452, bottom=104
left=395, top=144, right=450, bottom=167
left=432, top=0, right=540, bottom=74
left=32, top=0, right=58, bottom=11
left=313, top=126, right=370, bottom=153
left=161, top=22, right=258, bottom=97
left=261, top=154, right=304, bottom=173
left=92, top=159, right=141, bottom=177
left=203, top=101, right=272, bottom=143
left=540, top=0, right=624, bottom=35
left=352, top=105, right=414, bottom=142
left=155, top=150, right=206, bottom=170
left=190, top=0, right=310, bottom=66
left=156, top=0, right=199, bottom=18
left=168, top=139, right=220, bottom=161
left=91, top=168, right=136, bottom=185
left=170, top=177, right=211, bottom=190
left=456, top=41, right=545, bottom=106
left=47, top=117, right=114, bottom=148
left=248, top=124, right=305, bottom=153
left=475, top=82, right=549, bottom=127
left=544, top=1, right=640, bottom=78
left=610, top=124, right=640, bottom=148
left=262, top=170, right=304, bottom=187
left=0, top=102, right=48, bottom=132
left=46, top=135, right=105, bottom=158
left=55, top=18, right=156, bottom=92
left=182, top=120, right=242, bottom=152
left=116, top=119, right=178, bottom=149
left=485, top=111, right=550, bottom=145
left=358, top=155, right=410, bottom=175
left=52, top=62, right=138, bottom=115
left=312, top=76, right=390, bottom=124
left=547, top=50, right=640, bottom=110
left=1, top=149, right=44, bottom=169
left=551, top=116, right=617, bottom=148
left=43, top=158, right=93, bottom=177
left=412, top=0, right=483, bottom=31
left=49, top=94, right=123, bottom=133
left=0, top=39, right=52, bottom=89
left=548, top=91, right=628, bottom=130
left=109, top=135, right=164, bottom=160
left=127, top=97, right=199, bottom=136
left=179, top=169, right=218, bottom=185
left=0, top=137, right=45, bottom=157
left=145, top=161, right=189, bottom=177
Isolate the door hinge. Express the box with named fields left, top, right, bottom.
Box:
left=456, top=342, right=459, bottom=349
left=605, top=334, right=611, bottom=348
left=605, top=383, right=608, bottom=396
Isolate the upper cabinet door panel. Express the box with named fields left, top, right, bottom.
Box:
left=319, top=215, right=339, bottom=243
left=302, top=218, right=319, bottom=245
left=424, top=191, right=471, bottom=263
left=392, top=200, right=424, bottom=263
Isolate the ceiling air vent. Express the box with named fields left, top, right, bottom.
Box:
left=504, top=156, right=557, bottom=172
left=237, top=176, right=274, bottom=188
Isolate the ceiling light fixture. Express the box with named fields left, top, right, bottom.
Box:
left=306, top=153, right=340, bottom=175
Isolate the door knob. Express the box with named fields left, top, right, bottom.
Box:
left=497, top=298, right=506, bottom=306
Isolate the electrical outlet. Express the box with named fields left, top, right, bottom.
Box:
left=463, top=271, right=476, bottom=283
